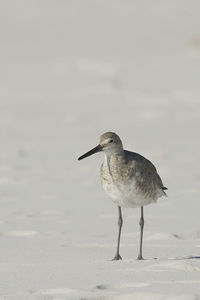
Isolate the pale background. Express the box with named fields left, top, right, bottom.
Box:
left=0, top=1, right=200, bottom=299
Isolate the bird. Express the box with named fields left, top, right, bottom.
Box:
left=78, top=132, right=167, bottom=260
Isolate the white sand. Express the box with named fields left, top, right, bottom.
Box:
left=0, top=1, right=200, bottom=299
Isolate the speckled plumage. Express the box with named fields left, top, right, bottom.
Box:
left=100, top=150, right=166, bottom=208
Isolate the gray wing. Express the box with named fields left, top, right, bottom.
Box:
left=124, top=150, right=167, bottom=198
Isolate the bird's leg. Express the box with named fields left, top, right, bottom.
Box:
left=137, top=206, right=144, bottom=260
left=112, top=206, right=123, bottom=260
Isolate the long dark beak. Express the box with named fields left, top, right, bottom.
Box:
left=78, top=144, right=103, bottom=160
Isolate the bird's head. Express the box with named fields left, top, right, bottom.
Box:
left=78, top=132, right=123, bottom=160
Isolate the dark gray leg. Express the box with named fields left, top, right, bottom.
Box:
left=137, top=206, right=144, bottom=260
left=112, top=206, right=123, bottom=260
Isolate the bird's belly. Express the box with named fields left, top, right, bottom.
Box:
left=101, top=177, right=156, bottom=208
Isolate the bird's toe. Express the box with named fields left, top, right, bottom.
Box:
left=112, top=253, right=122, bottom=261
left=137, top=255, right=144, bottom=260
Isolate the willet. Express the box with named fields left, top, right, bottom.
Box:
left=78, top=132, right=167, bottom=260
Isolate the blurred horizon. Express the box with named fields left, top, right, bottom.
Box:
left=1, top=0, right=200, bottom=99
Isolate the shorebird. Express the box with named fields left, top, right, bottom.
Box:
left=78, top=132, right=167, bottom=260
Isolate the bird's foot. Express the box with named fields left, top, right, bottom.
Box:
left=112, top=253, right=122, bottom=261
left=137, top=254, right=144, bottom=260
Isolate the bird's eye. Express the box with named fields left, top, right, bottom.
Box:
left=109, top=139, right=114, bottom=143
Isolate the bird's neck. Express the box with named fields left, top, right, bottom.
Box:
left=104, top=149, right=124, bottom=160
